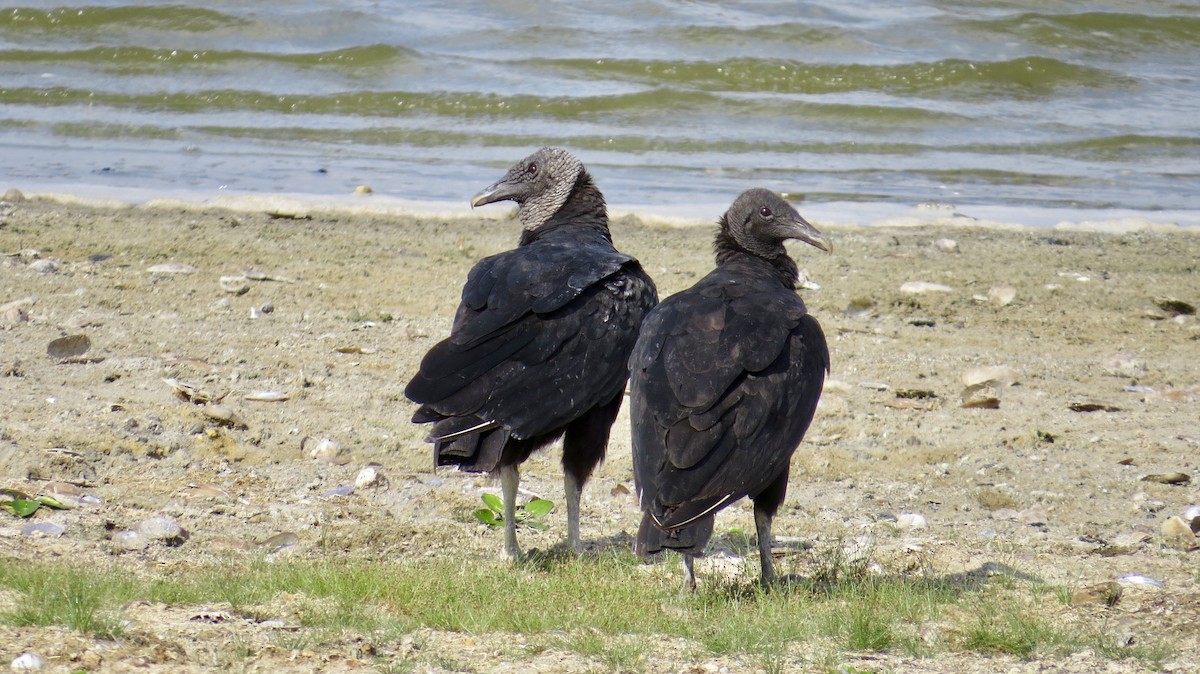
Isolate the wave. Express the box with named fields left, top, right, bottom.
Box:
left=529, top=56, right=1133, bottom=99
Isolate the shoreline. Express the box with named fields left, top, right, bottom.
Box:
left=7, top=182, right=1200, bottom=234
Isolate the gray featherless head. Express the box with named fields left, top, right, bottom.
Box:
left=471, top=147, right=584, bottom=231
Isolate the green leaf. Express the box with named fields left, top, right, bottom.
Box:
left=523, top=498, right=554, bottom=520
left=4, top=499, right=41, bottom=517
left=473, top=508, right=502, bottom=527
left=1, top=487, right=31, bottom=501
left=480, top=493, right=504, bottom=515
left=36, top=495, right=68, bottom=510
left=524, top=520, right=549, bottom=531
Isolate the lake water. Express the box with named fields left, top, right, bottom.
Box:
left=2, top=1, right=1198, bottom=226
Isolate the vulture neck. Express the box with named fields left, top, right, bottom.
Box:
left=519, top=172, right=612, bottom=247
left=714, top=231, right=799, bottom=289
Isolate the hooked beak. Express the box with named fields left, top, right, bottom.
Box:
left=470, top=178, right=521, bottom=208
left=785, top=214, right=833, bottom=254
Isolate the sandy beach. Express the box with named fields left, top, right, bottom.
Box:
left=2, top=191, right=1199, bottom=672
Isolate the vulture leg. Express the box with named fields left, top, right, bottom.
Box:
left=500, top=463, right=521, bottom=559
left=682, top=554, right=698, bottom=594
left=561, top=395, right=622, bottom=554
left=752, top=468, right=790, bottom=587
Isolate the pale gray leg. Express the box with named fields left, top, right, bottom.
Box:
left=500, top=464, right=521, bottom=559
left=564, top=471, right=582, bottom=554
left=754, top=507, right=776, bottom=587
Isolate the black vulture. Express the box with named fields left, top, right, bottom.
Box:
left=629, top=188, right=831, bottom=590
left=405, top=147, right=658, bottom=558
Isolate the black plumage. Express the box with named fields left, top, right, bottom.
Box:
left=405, top=147, right=658, bottom=558
left=630, top=188, right=831, bottom=590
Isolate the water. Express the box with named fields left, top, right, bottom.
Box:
left=2, top=1, right=1198, bottom=226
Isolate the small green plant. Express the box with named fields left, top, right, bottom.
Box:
left=473, top=493, right=554, bottom=531
left=1, top=488, right=68, bottom=518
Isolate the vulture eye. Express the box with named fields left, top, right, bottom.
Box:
left=527, top=162, right=538, bottom=176
left=758, top=206, right=773, bottom=218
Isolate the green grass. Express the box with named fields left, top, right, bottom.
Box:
left=0, top=551, right=1176, bottom=668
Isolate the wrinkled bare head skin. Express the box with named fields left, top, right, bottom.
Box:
left=471, top=147, right=585, bottom=231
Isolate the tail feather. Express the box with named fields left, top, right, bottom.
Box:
left=635, top=511, right=714, bottom=557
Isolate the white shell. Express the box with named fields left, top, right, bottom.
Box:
left=147, top=262, right=198, bottom=274
left=10, top=652, right=44, bottom=671
left=897, top=513, right=928, bottom=529
left=900, top=281, right=953, bottom=294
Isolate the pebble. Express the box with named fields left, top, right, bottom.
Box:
left=321, top=485, right=354, bottom=498
left=900, top=281, right=953, bottom=294
left=1, top=304, right=28, bottom=324
left=354, top=184, right=373, bottom=195
left=147, top=262, right=197, bottom=274
left=354, top=463, right=387, bottom=489
left=20, top=522, right=64, bottom=538
left=1071, top=581, right=1122, bottom=607
left=1160, top=516, right=1196, bottom=547
left=219, top=275, right=250, bottom=295
left=3, top=188, right=26, bottom=202
left=113, top=530, right=147, bottom=551
left=10, top=652, right=43, bottom=672
left=933, top=238, right=958, bottom=253
left=1102, top=352, right=1148, bottom=378
left=896, top=513, right=928, bottom=529
left=202, top=403, right=247, bottom=429
left=139, top=515, right=185, bottom=543
left=308, top=437, right=346, bottom=464
left=1141, top=472, right=1191, bottom=485
left=46, top=334, right=91, bottom=360
left=987, top=285, right=1016, bottom=307
left=261, top=532, right=300, bottom=553
left=27, top=259, right=59, bottom=274
left=1185, top=505, right=1200, bottom=531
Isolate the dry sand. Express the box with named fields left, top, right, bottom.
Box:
left=1, top=192, right=1199, bottom=672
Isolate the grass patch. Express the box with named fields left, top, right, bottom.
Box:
left=0, top=552, right=1176, bottom=668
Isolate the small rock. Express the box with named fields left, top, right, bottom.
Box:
left=261, top=532, right=300, bottom=553
left=897, top=513, right=928, bottom=529
left=47, top=334, right=92, bottom=360
left=900, top=281, right=953, bottom=294
left=1154, top=297, right=1195, bottom=317
left=20, top=522, right=64, bottom=538
left=1160, top=516, right=1196, bottom=547
left=112, top=530, right=147, bottom=551
left=184, top=484, right=231, bottom=500
left=259, top=301, right=275, bottom=314
left=933, top=238, right=958, bottom=253
left=355, top=463, right=387, bottom=489
left=1071, top=581, right=1122, bottom=607
left=307, top=437, right=347, bottom=464
left=139, top=515, right=185, bottom=544
left=219, top=275, right=250, bottom=295
left=202, top=403, right=247, bottom=429
left=147, top=262, right=198, bottom=274
left=1069, top=399, right=1121, bottom=413
left=354, top=185, right=373, bottom=195
left=321, top=484, right=354, bottom=498
left=1, top=305, right=28, bottom=324
left=3, top=188, right=26, bottom=202
left=1141, top=472, right=1191, bottom=485
left=1185, top=505, right=1200, bottom=533
left=27, top=259, right=59, bottom=274
left=1102, top=352, right=1148, bottom=378
left=987, top=285, right=1016, bottom=307
left=10, top=652, right=43, bottom=672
